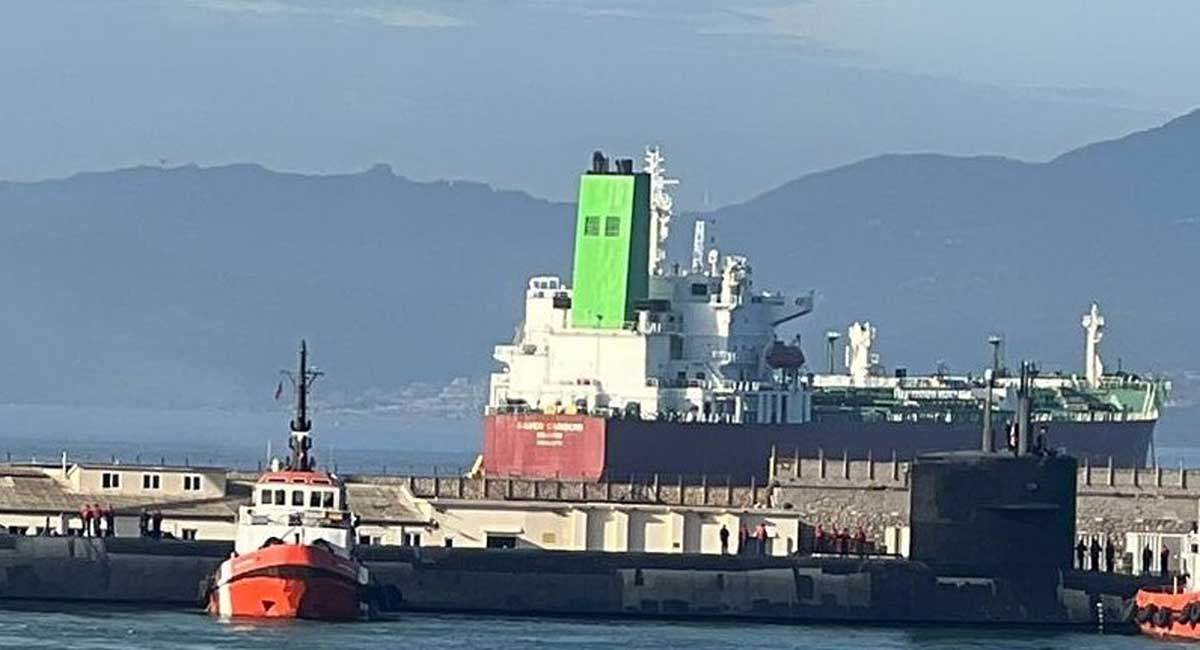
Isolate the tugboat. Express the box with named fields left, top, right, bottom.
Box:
left=1134, top=530, right=1200, bottom=639
left=208, top=341, right=369, bottom=620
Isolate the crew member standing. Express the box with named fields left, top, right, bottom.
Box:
left=854, top=526, right=867, bottom=557
left=1104, top=538, right=1115, bottom=573
left=719, top=525, right=730, bottom=555
left=738, top=524, right=749, bottom=556
left=1075, top=538, right=1086, bottom=570
left=1142, top=544, right=1154, bottom=574
left=1161, top=545, right=1171, bottom=577
left=1089, top=536, right=1101, bottom=571
left=755, top=523, right=768, bottom=557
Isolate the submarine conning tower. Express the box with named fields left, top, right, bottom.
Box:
left=908, top=451, right=1078, bottom=574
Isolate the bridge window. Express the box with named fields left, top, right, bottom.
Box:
left=690, top=283, right=708, bottom=296
left=183, top=475, right=202, bottom=491
left=273, top=489, right=286, bottom=505
left=101, top=472, right=121, bottom=489
left=258, top=489, right=270, bottom=505
left=142, top=474, right=161, bottom=490
left=604, top=216, right=620, bottom=237
left=584, top=216, right=600, bottom=236
left=310, top=491, right=322, bottom=508
left=323, top=491, right=335, bottom=509
left=292, top=490, right=305, bottom=506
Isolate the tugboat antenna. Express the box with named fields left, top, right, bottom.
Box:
left=285, top=340, right=322, bottom=470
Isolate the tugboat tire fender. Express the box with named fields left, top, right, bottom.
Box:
left=1135, top=603, right=1156, bottom=624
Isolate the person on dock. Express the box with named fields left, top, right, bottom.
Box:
left=814, top=524, right=825, bottom=554
left=719, top=524, right=730, bottom=555
left=738, top=524, right=749, bottom=556
left=1161, top=545, right=1171, bottom=577
left=138, top=511, right=149, bottom=537
left=1075, top=538, right=1086, bottom=570
left=152, top=510, right=163, bottom=539
left=755, top=523, right=768, bottom=556
left=1089, top=536, right=1101, bottom=571
left=1104, top=538, right=1115, bottom=573
left=103, top=506, right=115, bottom=537
left=854, top=526, right=867, bottom=557
left=1142, top=544, right=1154, bottom=574
left=837, top=528, right=849, bottom=557
left=79, top=504, right=91, bottom=538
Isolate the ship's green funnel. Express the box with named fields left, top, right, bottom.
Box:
left=570, top=166, right=651, bottom=330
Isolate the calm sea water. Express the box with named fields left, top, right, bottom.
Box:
left=0, top=605, right=1166, bottom=649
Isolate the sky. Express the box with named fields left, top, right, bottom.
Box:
left=2, top=1, right=1199, bottom=206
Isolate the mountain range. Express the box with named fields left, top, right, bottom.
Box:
left=0, top=110, right=1197, bottom=433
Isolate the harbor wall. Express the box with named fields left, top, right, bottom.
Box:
left=771, top=456, right=1200, bottom=551
left=361, top=547, right=1100, bottom=624
left=0, top=537, right=226, bottom=604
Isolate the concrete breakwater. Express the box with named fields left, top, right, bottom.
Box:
left=0, top=536, right=1152, bottom=625
left=0, top=536, right=226, bottom=604
left=769, top=455, right=1200, bottom=551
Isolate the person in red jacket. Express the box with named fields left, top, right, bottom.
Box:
left=755, top=523, right=768, bottom=556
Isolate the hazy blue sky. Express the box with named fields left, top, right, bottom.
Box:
left=3, top=1, right=1199, bottom=206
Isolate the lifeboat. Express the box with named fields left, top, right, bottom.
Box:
left=208, top=341, right=369, bottom=620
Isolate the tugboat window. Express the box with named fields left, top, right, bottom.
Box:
left=584, top=216, right=600, bottom=236
left=323, top=491, right=335, bottom=509
left=292, top=490, right=305, bottom=506
left=273, top=489, right=286, bottom=505
left=309, top=491, right=322, bottom=508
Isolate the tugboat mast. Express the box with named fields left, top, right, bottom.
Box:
left=286, top=340, right=322, bottom=471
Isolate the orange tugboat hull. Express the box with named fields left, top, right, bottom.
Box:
left=208, top=543, right=366, bottom=621
left=1134, top=588, right=1200, bottom=640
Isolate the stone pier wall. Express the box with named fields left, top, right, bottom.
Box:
left=768, top=456, right=1200, bottom=550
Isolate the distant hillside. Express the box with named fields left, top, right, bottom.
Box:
left=708, top=110, right=1200, bottom=383
left=0, top=164, right=570, bottom=408
left=0, top=111, right=1197, bottom=419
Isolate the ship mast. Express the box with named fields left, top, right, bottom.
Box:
left=643, top=146, right=678, bottom=277
left=286, top=340, right=322, bottom=471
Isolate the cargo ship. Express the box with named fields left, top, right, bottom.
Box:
left=209, top=341, right=369, bottom=620
left=482, top=149, right=1168, bottom=482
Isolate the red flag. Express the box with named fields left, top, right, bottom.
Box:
left=274, top=381, right=283, bottom=400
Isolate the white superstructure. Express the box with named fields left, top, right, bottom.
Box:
left=488, top=148, right=815, bottom=424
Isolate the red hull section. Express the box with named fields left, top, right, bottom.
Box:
left=484, top=414, right=607, bottom=480
left=1135, top=588, right=1200, bottom=640
left=482, top=414, right=1155, bottom=481
left=209, top=544, right=364, bottom=621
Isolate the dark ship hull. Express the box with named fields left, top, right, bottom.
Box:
left=483, top=413, right=1154, bottom=482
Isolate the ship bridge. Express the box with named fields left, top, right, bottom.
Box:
left=488, top=148, right=815, bottom=425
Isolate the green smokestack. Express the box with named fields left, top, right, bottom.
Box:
left=570, top=154, right=651, bottom=329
